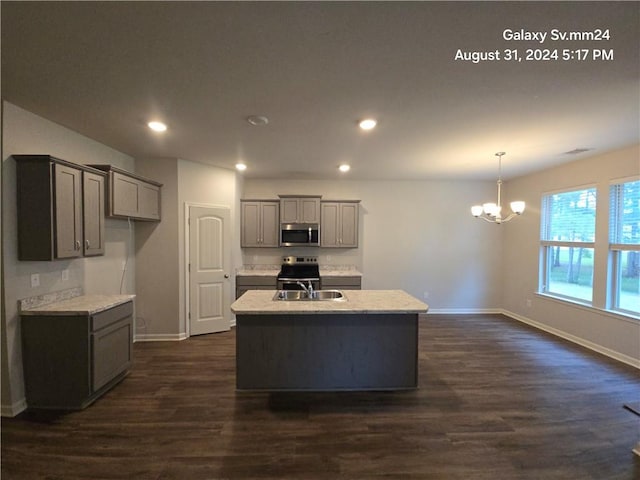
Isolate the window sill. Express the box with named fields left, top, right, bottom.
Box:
left=535, top=292, right=640, bottom=324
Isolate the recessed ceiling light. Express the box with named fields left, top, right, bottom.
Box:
left=359, top=118, right=377, bottom=130
left=338, top=164, right=351, bottom=173
left=247, top=115, right=269, bottom=126
left=235, top=163, right=247, bottom=171
left=147, top=121, right=167, bottom=132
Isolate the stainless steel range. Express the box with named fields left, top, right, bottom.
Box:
left=277, top=256, right=320, bottom=291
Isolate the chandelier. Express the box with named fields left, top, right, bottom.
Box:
left=471, top=152, right=525, bottom=224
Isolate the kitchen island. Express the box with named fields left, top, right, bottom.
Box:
left=230, top=290, right=428, bottom=391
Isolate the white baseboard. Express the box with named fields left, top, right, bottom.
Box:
left=134, top=332, right=188, bottom=342
left=1, top=398, right=27, bottom=417
left=502, top=309, right=640, bottom=369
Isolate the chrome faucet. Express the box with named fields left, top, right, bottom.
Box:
left=296, top=280, right=314, bottom=296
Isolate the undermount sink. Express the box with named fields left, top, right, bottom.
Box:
left=273, top=290, right=347, bottom=301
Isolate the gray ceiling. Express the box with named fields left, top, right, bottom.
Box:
left=2, top=1, right=638, bottom=180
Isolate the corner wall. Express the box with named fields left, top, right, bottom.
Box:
left=502, top=144, right=640, bottom=366
left=1, top=102, right=136, bottom=416
left=134, top=158, right=181, bottom=340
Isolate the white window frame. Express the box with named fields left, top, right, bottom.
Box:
left=539, top=185, right=597, bottom=305
left=608, top=176, right=640, bottom=316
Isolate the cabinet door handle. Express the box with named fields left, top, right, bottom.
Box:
left=85, top=239, right=91, bottom=249
left=75, top=240, right=81, bottom=250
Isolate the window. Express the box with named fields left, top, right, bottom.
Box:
left=609, top=179, right=640, bottom=315
left=540, top=187, right=596, bottom=303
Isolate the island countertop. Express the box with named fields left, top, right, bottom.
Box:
left=231, top=289, right=428, bottom=315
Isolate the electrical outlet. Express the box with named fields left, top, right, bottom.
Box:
left=30, top=273, right=40, bottom=288
left=423, top=291, right=430, bottom=299
left=61, top=269, right=69, bottom=281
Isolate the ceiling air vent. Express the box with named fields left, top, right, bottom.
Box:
left=564, top=148, right=594, bottom=155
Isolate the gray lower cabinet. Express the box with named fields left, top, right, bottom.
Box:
left=21, top=301, right=134, bottom=409
left=321, top=275, right=362, bottom=290
left=320, top=201, right=359, bottom=247
left=236, top=275, right=278, bottom=299
left=14, top=155, right=107, bottom=261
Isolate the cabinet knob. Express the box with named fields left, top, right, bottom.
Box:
left=224, top=274, right=229, bottom=279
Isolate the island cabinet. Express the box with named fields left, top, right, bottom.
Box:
left=20, top=298, right=134, bottom=410
left=89, top=165, right=162, bottom=221
left=236, top=274, right=278, bottom=299
left=320, top=201, right=359, bottom=247
left=14, top=155, right=106, bottom=260
left=279, top=195, right=321, bottom=224
left=241, top=200, right=280, bottom=247
left=231, top=290, right=428, bottom=391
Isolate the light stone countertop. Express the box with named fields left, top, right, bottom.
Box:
left=231, top=289, right=428, bottom=315
left=20, top=294, right=136, bottom=316
left=236, top=268, right=362, bottom=277
left=236, top=268, right=280, bottom=277
left=319, top=269, right=362, bottom=277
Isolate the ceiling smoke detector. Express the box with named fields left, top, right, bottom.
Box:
left=247, top=115, right=269, bottom=126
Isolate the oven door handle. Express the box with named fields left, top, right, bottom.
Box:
left=278, top=277, right=320, bottom=282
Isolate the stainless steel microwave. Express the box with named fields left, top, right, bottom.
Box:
left=280, top=223, right=320, bottom=247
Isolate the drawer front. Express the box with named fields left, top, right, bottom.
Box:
left=321, top=276, right=362, bottom=288
left=91, top=301, right=134, bottom=331
left=236, top=286, right=276, bottom=299
left=236, top=275, right=277, bottom=287
left=92, top=317, right=132, bottom=392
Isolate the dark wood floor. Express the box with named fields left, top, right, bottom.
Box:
left=2, top=314, right=639, bottom=479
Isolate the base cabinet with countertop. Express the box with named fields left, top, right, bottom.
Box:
left=20, top=297, right=134, bottom=410
left=236, top=274, right=278, bottom=299
left=320, top=274, right=362, bottom=290
left=231, top=290, right=428, bottom=391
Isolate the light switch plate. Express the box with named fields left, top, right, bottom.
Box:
left=30, top=273, right=40, bottom=288
left=61, top=269, right=69, bottom=281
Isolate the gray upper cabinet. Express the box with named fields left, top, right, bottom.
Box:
left=241, top=200, right=280, bottom=247
left=279, top=196, right=321, bottom=223
left=82, top=171, right=105, bottom=256
left=89, top=165, right=162, bottom=221
left=14, top=155, right=107, bottom=261
left=320, top=201, right=360, bottom=248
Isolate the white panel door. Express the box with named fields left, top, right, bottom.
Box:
left=189, top=206, right=231, bottom=335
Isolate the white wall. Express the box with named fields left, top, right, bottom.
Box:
left=177, top=159, right=241, bottom=334
left=134, top=158, right=181, bottom=339
left=1, top=102, right=136, bottom=415
left=243, top=178, right=504, bottom=311
left=502, top=144, right=640, bottom=366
